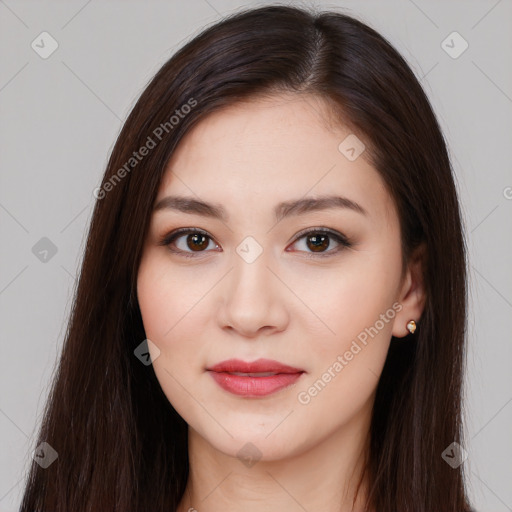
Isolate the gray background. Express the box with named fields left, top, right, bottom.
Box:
left=0, top=0, right=511, bottom=510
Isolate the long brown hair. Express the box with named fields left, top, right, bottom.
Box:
left=20, top=5, right=472, bottom=511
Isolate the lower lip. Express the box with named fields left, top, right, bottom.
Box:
left=207, top=371, right=304, bottom=397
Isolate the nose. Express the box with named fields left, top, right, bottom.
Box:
left=217, top=249, right=289, bottom=338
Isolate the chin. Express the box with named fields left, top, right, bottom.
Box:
left=196, top=423, right=311, bottom=463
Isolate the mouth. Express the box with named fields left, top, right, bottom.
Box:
left=206, top=358, right=305, bottom=397
left=224, top=372, right=282, bottom=377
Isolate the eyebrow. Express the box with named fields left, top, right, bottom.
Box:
left=153, top=194, right=367, bottom=222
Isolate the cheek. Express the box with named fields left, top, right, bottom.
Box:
left=298, top=244, right=402, bottom=397
left=292, top=266, right=400, bottom=429
left=137, top=252, right=206, bottom=339
left=137, top=259, right=173, bottom=340
left=136, top=254, right=211, bottom=411
left=289, top=253, right=401, bottom=357
left=137, top=253, right=204, bottom=368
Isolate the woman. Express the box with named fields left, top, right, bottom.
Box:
left=20, top=5, right=473, bottom=511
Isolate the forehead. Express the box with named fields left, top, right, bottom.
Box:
left=155, top=93, right=393, bottom=223
left=165, top=93, right=352, bottom=172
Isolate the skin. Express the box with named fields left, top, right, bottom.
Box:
left=136, top=92, right=426, bottom=512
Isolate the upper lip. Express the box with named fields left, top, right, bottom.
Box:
left=207, top=358, right=304, bottom=374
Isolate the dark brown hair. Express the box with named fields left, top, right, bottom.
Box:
left=20, top=5, right=471, bottom=511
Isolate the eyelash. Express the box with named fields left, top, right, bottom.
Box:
left=158, top=227, right=352, bottom=259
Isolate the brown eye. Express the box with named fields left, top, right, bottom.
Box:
left=159, top=228, right=218, bottom=258
left=160, top=227, right=351, bottom=259
left=287, top=228, right=352, bottom=258
left=186, top=233, right=210, bottom=251
left=305, top=233, right=330, bottom=252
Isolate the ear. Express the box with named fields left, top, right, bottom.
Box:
left=392, top=243, right=427, bottom=338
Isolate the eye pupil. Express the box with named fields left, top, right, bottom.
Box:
left=307, top=234, right=329, bottom=252
left=187, top=233, right=209, bottom=251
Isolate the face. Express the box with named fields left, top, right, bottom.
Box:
left=137, top=93, right=410, bottom=461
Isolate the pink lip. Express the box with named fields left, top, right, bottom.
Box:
left=206, top=358, right=305, bottom=397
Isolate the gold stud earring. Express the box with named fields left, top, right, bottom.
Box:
left=406, top=320, right=416, bottom=334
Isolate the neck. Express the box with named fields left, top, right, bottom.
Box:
left=177, top=404, right=373, bottom=512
